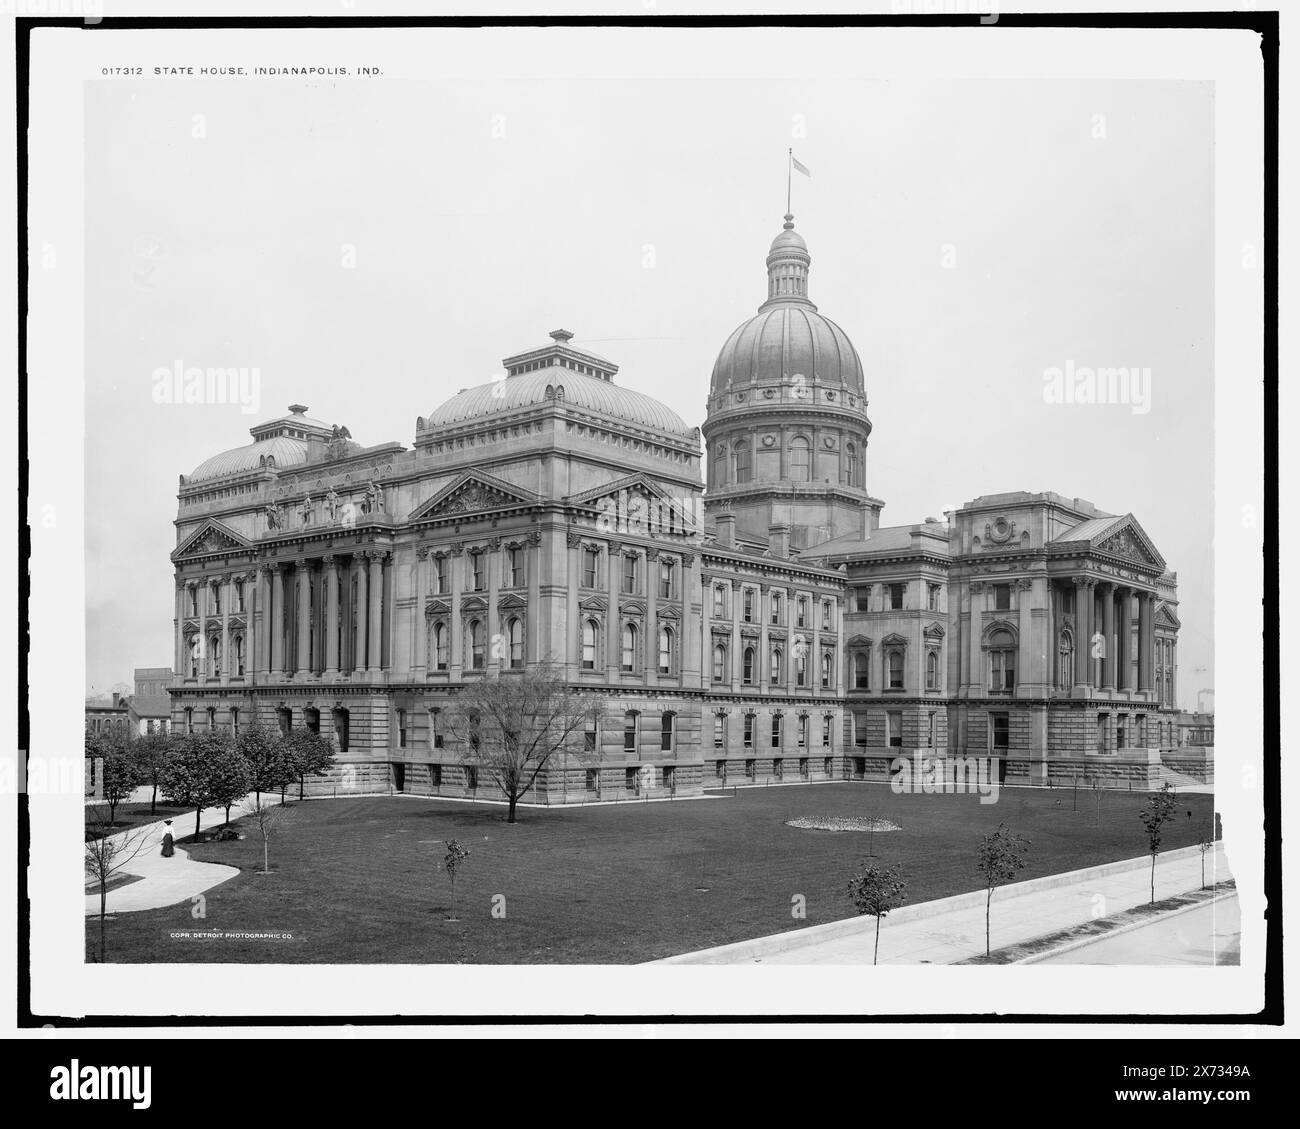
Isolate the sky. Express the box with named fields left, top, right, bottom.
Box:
left=81, top=54, right=1214, bottom=706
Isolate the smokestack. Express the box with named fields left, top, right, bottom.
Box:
left=768, top=522, right=791, bottom=559
left=715, top=513, right=736, bottom=548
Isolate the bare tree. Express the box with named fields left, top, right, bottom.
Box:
left=975, top=823, right=1031, bottom=957
left=443, top=838, right=470, bottom=920
left=442, top=662, right=603, bottom=823
left=84, top=803, right=152, bottom=963
left=247, top=795, right=292, bottom=875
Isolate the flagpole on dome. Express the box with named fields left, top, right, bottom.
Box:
left=787, top=147, right=793, bottom=217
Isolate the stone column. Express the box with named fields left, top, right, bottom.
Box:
left=220, top=575, right=231, bottom=685
left=684, top=552, right=701, bottom=689
left=267, top=565, right=283, bottom=675
left=759, top=583, right=771, bottom=689
left=486, top=539, right=502, bottom=676
left=1100, top=582, right=1115, bottom=693
left=645, top=549, right=659, bottom=680
left=413, top=549, right=428, bottom=680
left=968, top=582, right=983, bottom=695
left=173, top=581, right=185, bottom=679
left=449, top=546, right=464, bottom=680
left=565, top=533, right=581, bottom=677
left=1050, top=581, right=1061, bottom=689
left=295, top=561, right=312, bottom=676
left=1073, top=577, right=1091, bottom=690
left=729, top=581, right=742, bottom=692
left=367, top=551, right=384, bottom=673
left=354, top=556, right=368, bottom=674
left=1015, top=578, right=1033, bottom=696
left=605, top=542, right=621, bottom=681
left=526, top=532, right=541, bottom=666
left=1138, top=591, right=1154, bottom=693
left=323, top=555, right=340, bottom=677
left=810, top=590, right=821, bottom=695
left=1120, top=587, right=1138, bottom=692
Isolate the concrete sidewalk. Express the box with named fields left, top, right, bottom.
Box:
left=651, top=842, right=1232, bottom=965
left=85, top=795, right=281, bottom=915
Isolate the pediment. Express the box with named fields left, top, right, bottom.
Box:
left=172, top=519, right=252, bottom=561
left=846, top=634, right=874, bottom=648
left=923, top=621, right=945, bottom=640
left=1095, top=516, right=1164, bottom=569
left=461, top=595, right=488, bottom=613
left=579, top=595, right=609, bottom=613
left=881, top=632, right=908, bottom=646
left=566, top=472, right=701, bottom=536
left=656, top=606, right=680, bottom=620
left=410, top=471, right=537, bottom=521
left=1155, top=602, right=1181, bottom=629
left=426, top=598, right=451, bottom=617
left=497, top=593, right=526, bottom=609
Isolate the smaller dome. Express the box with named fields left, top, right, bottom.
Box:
left=188, top=435, right=308, bottom=482
left=769, top=227, right=807, bottom=254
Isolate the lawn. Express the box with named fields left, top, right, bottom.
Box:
left=84, top=802, right=192, bottom=841
left=93, top=782, right=1216, bottom=964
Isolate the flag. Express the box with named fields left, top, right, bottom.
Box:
left=791, top=154, right=811, bottom=178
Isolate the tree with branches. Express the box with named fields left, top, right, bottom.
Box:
left=975, top=823, right=1031, bottom=957
left=208, top=743, right=253, bottom=827
left=283, top=729, right=337, bottom=801
left=160, top=730, right=231, bottom=840
left=247, top=795, right=293, bottom=875
left=847, top=863, right=908, bottom=965
left=237, top=722, right=294, bottom=804
left=441, top=662, right=604, bottom=824
left=1139, top=783, right=1180, bottom=904
left=443, top=838, right=470, bottom=920
left=131, top=731, right=174, bottom=816
left=84, top=803, right=152, bottom=963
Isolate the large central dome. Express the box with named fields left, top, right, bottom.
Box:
left=709, top=215, right=865, bottom=396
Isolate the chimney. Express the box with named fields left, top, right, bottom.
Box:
left=715, top=512, right=736, bottom=548
left=768, top=522, right=791, bottom=559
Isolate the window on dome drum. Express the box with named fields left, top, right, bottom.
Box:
left=433, top=556, right=446, bottom=595
left=659, top=558, right=674, bottom=599
left=994, top=584, right=1011, bottom=611
left=508, top=547, right=525, bottom=587
left=658, top=626, right=673, bottom=674
left=743, top=589, right=755, bottom=623
left=622, top=554, right=637, bottom=595
left=713, top=586, right=726, bottom=618
left=743, top=646, right=755, bottom=685
left=661, top=712, right=675, bottom=752
left=734, top=442, right=752, bottom=484
left=624, top=711, right=638, bottom=752
left=845, top=444, right=858, bottom=485
left=770, top=592, right=783, bottom=624
left=433, top=623, right=449, bottom=671
left=822, top=650, right=833, bottom=688
left=469, top=620, right=485, bottom=670
left=790, top=437, right=811, bottom=481
left=582, top=620, right=599, bottom=670
left=988, top=628, right=1016, bottom=692
left=508, top=618, right=524, bottom=669
left=769, top=647, right=782, bottom=686
left=796, top=597, right=806, bottom=627
left=771, top=715, right=782, bottom=748
left=887, top=649, right=904, bottom=690
left=926, top=650, right=940, bottom=690
left=744, top=713, right=755, bottom=749
left=582, top=548, right=599, bottom=589
left=854, top=651, right=870, bottom=690
left=621, top=623, right=638, bottom=672
left=888, top=583, right=905, bottom=610
left=471, top=553, right=484, bottom=592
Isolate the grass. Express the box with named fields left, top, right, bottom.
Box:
left=91, top=782, right=1216, bottom=964
left=84, top=802, right=191, bottom=841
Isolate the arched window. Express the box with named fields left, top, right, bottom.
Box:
left=208, top=635, right=222, bottom=678
left=230, top=707, right=240, bottom=736
left=988, top=628, right=1016, bottom=691
left=188, top=634, right=200, bottom=679
left=233, top=634, right=245, bottom=677
left=854, top=651, right=869, bottom=690
left=581, top=619, right=599, bottom=670
left=507, top=617, right=524, bottom=669
left=796, top=651, right=807, bottom=687
left=926, top=650, right=939, bottom=690
left=742, top=646, right=755, bottom=685
left=1058, top=629, right=1074, bottom=689
left=822, top=650, right=833, bottom=688
left=657, top=626, right=673, bottom=674
left=734, top=441, right=752, bottom=484
left=888, top=649, right=904, bottom=690
left=769, top=646, right=783, bottom=686
left=712, top=443, right=728, bottom=487
left=621, top=623, right=638, bottom=672
left=712, top=643, right=727, bottom=682
left=845, top=443, right=858, bottom=485
left=468, top=620, right=484, bottom=670
left=433, top=623, right=448, bottom=671
left=789, top=436, right=811, bottom=481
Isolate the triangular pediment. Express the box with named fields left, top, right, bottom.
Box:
left=172, top=519, right=252, bottom=561
left=425, top=598, right=451, bottom=617
left=846, top=634, right=874, bottom=648
left=579, top=595, right=609, bottom=613
left=565, top=472, right=701, bottom=536
left=1155, top=602, right=1181, bottom=629
left=1054, top=513, right=1165, bottom=570
left=923, top=621, right=945, bottom=640
left=410, top=471, right=537, bottom=521
left=497, top=593, right=526, bottom=609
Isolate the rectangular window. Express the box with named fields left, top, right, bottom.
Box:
left=990, top=651, right=1016, bottom=692
left=466, top=766, right=477, bottom=790
left=1117, top=714, right=1127, bottom=750
left=770, top=592, right=783, bottom=625
left=1096, top=712, right=1108, bottom=754
left=584, top=718, right=598, bottom=753
left=797, top=598, right=806, bottom=627
left=433, top=556, right=446, bottom=595
left=431, top=764, right=442, bottom=787
left=798, top=715, right=808, bottom=748
left=821, top=600, right=832, bottom=630
left=715, top=759, right=726, bottom=780
left=471, top=554, right=484, bottom=592
left=887, top=710, right=902, bottom=748
left=994, top=583, right=1011, bottom=611
left=743, top=588, right=755, bottom=623
left=928, top=583, right=940, bottom=611
left=624, top=712, right=638, bottom=752
left=855, top=588, right=871, bottom=613
left=889, top=583, right=905, bottom=611
left=772, top=758, right=783, bottom=780
left=508, top=547, right=525, bottom=587
left=713, top=586, right=726, bottom=618
left=823, top=756, right=833, bottom=777
left=853, top=712, right=869, bottom=748
left=430, top=709, right=443, bottom=750
left=622, top=554, right=637, bottom=595
left=582, top=548, right=599, bottom=588
left=799, top=756, right=809, bottom=778
left=745, top=759, right=756, bottom=780
left=771, top=715, right=782, bottom=748
left=713, top=714, right=725, bottom=749
left=660, top=713, right=674, bottom=752
left=235, top=580, right=245, bottom=612
left=396, top=708, right=407, bottom=749
left=992, top=712, right=1010, bottom=751
left=659, top=559, right=674, bottom=599
left=585, top=768, right=599, bottom=793
left=822, top=716, right=832, bottom=747
left=927, top=711, right=936, bottom=748
left=743, top=714, right=754, bottom=749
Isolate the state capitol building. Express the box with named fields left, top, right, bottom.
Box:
left=168, top=211, right=1186, bottom=798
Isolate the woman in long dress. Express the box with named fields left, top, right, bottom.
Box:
left=160, top=820, right=175, bottom=858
